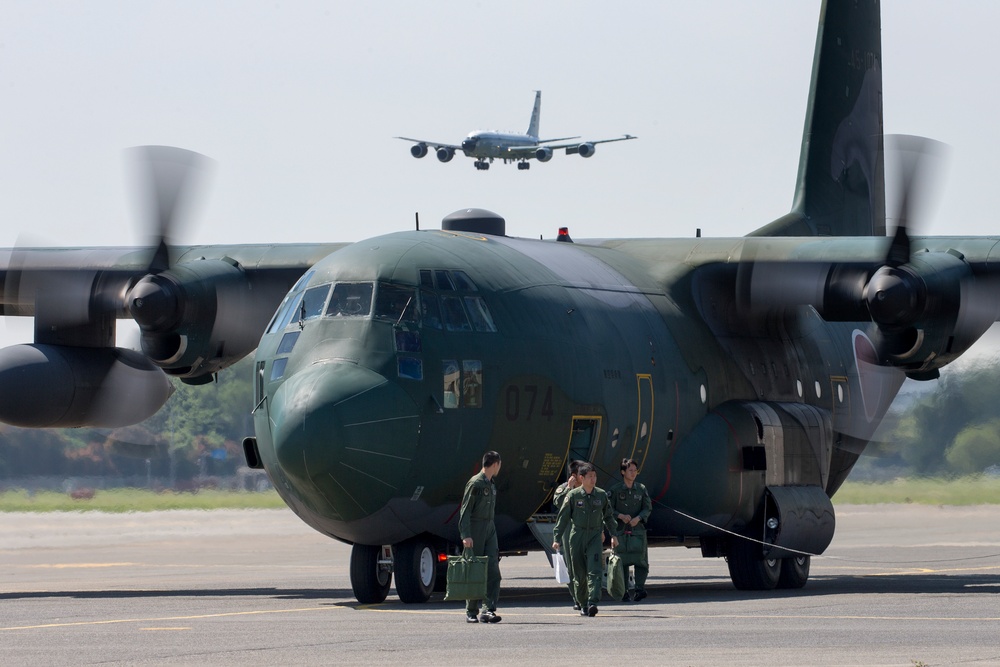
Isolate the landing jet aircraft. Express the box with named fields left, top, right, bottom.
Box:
left=395, top=90, right=636, bottom=170
left=0, top=0, right=995, bottom=604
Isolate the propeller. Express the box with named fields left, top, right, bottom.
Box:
left=738, top=135, right=999, bottom=371
left=0, top=146, right=211, bottom=428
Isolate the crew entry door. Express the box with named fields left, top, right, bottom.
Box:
left=629, top=374, right=654, bottom=468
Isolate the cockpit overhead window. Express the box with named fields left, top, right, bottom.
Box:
left=434, top=270, right=456, bottom=292
left=419, top=269, right=434, bottom=289
left=452, top=270, right=478, bottom=291
left=299, top=285, right=331, bottom=322
left=441, top=296, right=472, bottom=332
left=374, top=283, right=417, bottom=324
left=326, top=282, right=374, bottom=317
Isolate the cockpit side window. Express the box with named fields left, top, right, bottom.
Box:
left=464, top=296, right=497, bottom=332
left=441, top=296, right=472, bottom=332
left=276, top=293, right=304, bottom=331
left=420, top=293, right=443, bottom=330
left=374, top=283, right=417, bottom=324
left=326, top=282, right=374, bottom=317
left=265, top=270, right=315, bottom=334
left=299, top=284, right=331, bottom=322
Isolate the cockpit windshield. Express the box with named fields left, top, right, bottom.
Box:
left=326, top=282, right=374, bottom=317
left=374, top=283, right=417, bottom=324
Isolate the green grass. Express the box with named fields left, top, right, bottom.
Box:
left=834, top=475, right=1000, bottom=505
left=0, top=488, right=288, bottom=512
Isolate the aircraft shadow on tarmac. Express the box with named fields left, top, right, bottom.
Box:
left=3, top=572, right=998, bottom=605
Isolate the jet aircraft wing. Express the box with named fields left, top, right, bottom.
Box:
left=394, top=136, right=462, bottom=151
left=506, top=134, right=637, bottom=157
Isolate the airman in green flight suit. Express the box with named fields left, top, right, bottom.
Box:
left=552, top=463, right=618, bottom=617
left=552, top=460, right=585, bottom=610
left=606, top=458, right=652, bottom=601
left=458, top=450, right=503, bottom=623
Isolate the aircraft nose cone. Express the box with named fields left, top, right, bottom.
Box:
left=269, top=362, right=420, bottom=523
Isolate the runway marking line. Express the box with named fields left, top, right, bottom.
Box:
left=1, top=606, right=345, bottom=631
left=4, top=605, right=999, bottom=631
left=25, top=563, right=138, bottom=569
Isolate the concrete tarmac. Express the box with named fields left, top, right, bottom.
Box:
left=2, top=505, right=999, bottom=666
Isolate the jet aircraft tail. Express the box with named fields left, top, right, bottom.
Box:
left=751, top=0, right=885, bottom=238
left=526, top=90, right=541, bottom=139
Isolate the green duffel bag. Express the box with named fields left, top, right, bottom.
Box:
left=444, top=548, right=488, bottom=601
left=605, top=552, right=626, bottom=600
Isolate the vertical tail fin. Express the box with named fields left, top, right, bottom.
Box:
left=752, top=0, right=885, bottom=238
left=526, top=90, right=541, bottom=138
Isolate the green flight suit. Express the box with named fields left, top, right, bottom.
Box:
left=606, top=480, right=652, bottom=592
left=458, top=471, right=501, bottom=615
left=553, top=486, right=617, bottom=608
left=552, top=481, right=578, bottom=606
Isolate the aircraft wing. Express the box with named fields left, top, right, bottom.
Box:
left=0, top=242, right=347, bottom=428
left=394, top=136, right=462, bottom=151
left=506, top=134, right=637, bottom=157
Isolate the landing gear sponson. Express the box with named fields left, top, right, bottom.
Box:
left=350, top=537, right=449, bottom=604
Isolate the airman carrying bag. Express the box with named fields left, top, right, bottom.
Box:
left=444, top=548, right=489, bottom=601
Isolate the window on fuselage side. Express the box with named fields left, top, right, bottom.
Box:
left=326, top=282, right=374, bottom=317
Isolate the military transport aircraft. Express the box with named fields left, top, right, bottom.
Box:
left=0, top=0, right=995, bottom=605
left=395, top=90, right=636, bottom=170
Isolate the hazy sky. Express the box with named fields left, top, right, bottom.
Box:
left=2, top=1, right=998, bottom=351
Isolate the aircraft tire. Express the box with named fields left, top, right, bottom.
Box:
left=350, top=543, right=392, bottom=604
left=725, top=536, right=780, bottom=591
left=393, top=538, right=437, bottom=603
left=777, top=555, right=810, bottom=589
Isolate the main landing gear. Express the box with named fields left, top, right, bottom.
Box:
left=517, top=161, right=530, bottom=170
left=725, top=535, right=811, bottom=590
left=350, top=537, right=449, bottom=604
left=473, top=160, right=490, bottom=170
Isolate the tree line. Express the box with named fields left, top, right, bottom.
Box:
left=2, top=356, right=999, bottom=486
left=0, top=358, right=254, bottom=486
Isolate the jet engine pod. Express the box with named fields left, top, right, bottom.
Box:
left=577, top=142, right=595, bottom=158
left=441, top=208, right=505, bottom=236
left=535, top=146, right=554, bottom=162
left=410, top=143, right=428, bottom=158
left=0, top=344, right=173, bottom=428
left=436, top=147, right=454, bottom=162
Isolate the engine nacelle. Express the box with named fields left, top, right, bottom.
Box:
left=436, top=147, right=455, bottom=163
left=0, top=344, right=174, bottom=428
left=577, top=142, right=595, bottom=158
left=535, top=146, right=554, bottom=162
left=410, top=143, right=428, bottom=158
left=129, top=257, right=283, bottom=382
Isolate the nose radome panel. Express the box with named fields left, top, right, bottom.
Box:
left=271, top=362, right=420, bottom=523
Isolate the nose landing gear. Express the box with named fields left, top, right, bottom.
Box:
left=349, top=537, right=449, bottom=604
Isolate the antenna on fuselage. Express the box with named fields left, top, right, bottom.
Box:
left=415, top=212, right=420, bottom=231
